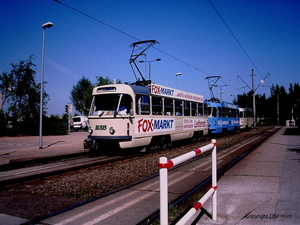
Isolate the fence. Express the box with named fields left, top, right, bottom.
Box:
left=158, top=139, right=217, bottom=225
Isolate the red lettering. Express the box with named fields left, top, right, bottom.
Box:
left=137, top=119, right=143, bottom=132
left=137, top=119, right=154, bottom=133
left=151, top=84, right=160, bottom=94
left=147, top=119, right=153, bottom=131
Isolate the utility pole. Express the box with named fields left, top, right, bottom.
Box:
left=251, top=69, right=256, bottom=128
left=238, top=70, right=270, bottom=129
left=277, top=93, right=280, bottom=125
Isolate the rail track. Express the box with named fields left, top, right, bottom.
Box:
left=18, top=126, right=280, bottom=225
left=0, top=154, right=141, bottom=186
left=0, top=127, right=263, bottom=186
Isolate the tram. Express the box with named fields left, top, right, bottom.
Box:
left=84, top=83, right=209, bottom=153
left=206, top=100, right=239, bottom=134
left=239, top=107, right=254, bottom=130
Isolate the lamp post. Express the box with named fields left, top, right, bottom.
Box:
left=39, top=22, right=53, bottom=149
left=213, top=84, right=227, bottom=102
left=139, top=58, right=161, bottom=80
left=175, top=72, right=182, bottom=88
left=218, top=85, right=227, bottom=102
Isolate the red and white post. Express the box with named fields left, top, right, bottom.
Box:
left=158, top=139, right=217, bottom=225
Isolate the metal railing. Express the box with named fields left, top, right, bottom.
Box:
left=158, top=139, right=217, bottom=225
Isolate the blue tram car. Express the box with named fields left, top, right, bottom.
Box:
left=206, top=100, right=239, bottom=134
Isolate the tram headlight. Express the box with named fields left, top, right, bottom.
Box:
left=109, top=127, right=116, bottom=135
left=88, top=127, right=93, bottom=135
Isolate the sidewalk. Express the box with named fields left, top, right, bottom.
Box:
left=0, top=132, right=88, bottom=166
left=190, top=126, right=300, bottom=224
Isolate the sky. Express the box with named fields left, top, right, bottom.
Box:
left=1, top=0, right=299, bottom=115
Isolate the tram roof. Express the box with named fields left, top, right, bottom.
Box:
left=94, top=83, right=205, bottom=103
left=129, top=84, right=151, bottom=95
left=206, top=100, right=239, bottom=109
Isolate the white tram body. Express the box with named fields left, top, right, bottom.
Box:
left=239, top=107, right=254, bottom=130
left=84, top=83, right=209, bottom=152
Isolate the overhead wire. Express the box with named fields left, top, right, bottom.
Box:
left=53, top=0, right=210, bottom=75
left=208, top=0, right=264, bottom=79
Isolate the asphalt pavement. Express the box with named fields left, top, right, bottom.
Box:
left=0, top=131, right=88, bottom=166
left=189, top=126, right=300, bottom=225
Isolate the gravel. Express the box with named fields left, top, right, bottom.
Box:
left=0, top=127, right=269, bottom=220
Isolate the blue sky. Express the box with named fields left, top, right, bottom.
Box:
left=1, top=0, right=299, bottom=115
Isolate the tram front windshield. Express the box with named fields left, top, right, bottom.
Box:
left=208, top=107, right=217, bottom=117
left=89, top=94, right=132, bottom=116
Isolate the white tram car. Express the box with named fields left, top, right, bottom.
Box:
left=239, top=107, right=254, bottom=130
left=84, top=83, right=209, bottom=153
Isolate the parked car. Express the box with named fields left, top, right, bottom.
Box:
left=72, top=116, right=88, bottom=131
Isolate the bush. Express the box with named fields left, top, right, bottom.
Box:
left=43, top=115, right=68, bottom=135
left=0, top=114, right=67, bottom=136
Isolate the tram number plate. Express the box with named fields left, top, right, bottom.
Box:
left=96, top=125, right=107, bottom=130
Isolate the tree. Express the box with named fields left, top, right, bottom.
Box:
left=70, top=77, right=93, bottom=116
left=70, top=76, right=122, bottom=116
left=95, top=76, right=121, bottom=86
left=0, top=55, right=48, bottom=133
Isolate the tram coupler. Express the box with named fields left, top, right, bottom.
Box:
left=83, top=138, right=93, bottom=151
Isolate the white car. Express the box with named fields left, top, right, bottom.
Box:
left=72, top=116, right=88, bottom=131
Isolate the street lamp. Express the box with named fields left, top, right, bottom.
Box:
left=39, top=22, right=53, bottom=149
left=218, top=85, right=227, bottom=102
left=139, top=58, right=161, bottom=80
left=175, top=72, right=182, bottom=88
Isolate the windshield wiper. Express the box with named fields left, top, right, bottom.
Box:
left=99, top=111, right=105, bottom=117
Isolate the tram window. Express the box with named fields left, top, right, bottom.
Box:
left=175, top=100, right=182, bottom=116
left=210, top=107, right=217, bottom=117
left=119, top=94, right=133, bottom=114
left=225, top=108, right=229, bottom=117
left=152, top=96, right=163, bottom=115
left=198, top=103, right=204, bottom=116
left=204, top=104, right=208, bottom=116
left=226, top=108, right=230, bottom=117
left=247, top=110, right=253, bottom=117
left=234, top=109, right=238, bottom=117
left=164, top=98, right=174, bottom=115
left=136, top=95, right=150, bottom=115
left=239, top=111, right=244, bottom=118
left=192, top=102, right=197, bottom=116
left=218, top=107, right=223, bottom=117
left=183, top=101, right=190, bottom=116
left=89, top=94, right=132, bottom=116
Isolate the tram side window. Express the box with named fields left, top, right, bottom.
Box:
left=192, top=102, right=197, bottom=116
left=246, top=110, right=253, bottom=118
left=198, top=103, right=204, bottom=116
left=218, top=107, right=223, bottom=117
left=136, top=95, right=150, bottom=115
left=164, top=98, right=174, bottom=115
left=183, top=101, right=190, bottom=116
left=204, top=104, right=208, bottom=117
left=239, top=111, right=244, bottom=118
left=175, top=100, right=182, bottom=116
left=227, top=108, right=231, bottom=117
left=152, top=96, right=163, bottom=115
left=210, top=107, right=217, bottom=117
left=234, top=109, right=238, bottom=117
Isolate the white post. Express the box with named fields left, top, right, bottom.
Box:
left=159, top=157, right=168, bottom=225
left=211, top=139, right=217, bottom=220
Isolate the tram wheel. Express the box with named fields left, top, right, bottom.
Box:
left=159, top=136, right=169, bottom=151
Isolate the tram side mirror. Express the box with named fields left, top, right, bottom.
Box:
left=129, top=109, right=134, bottom=116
